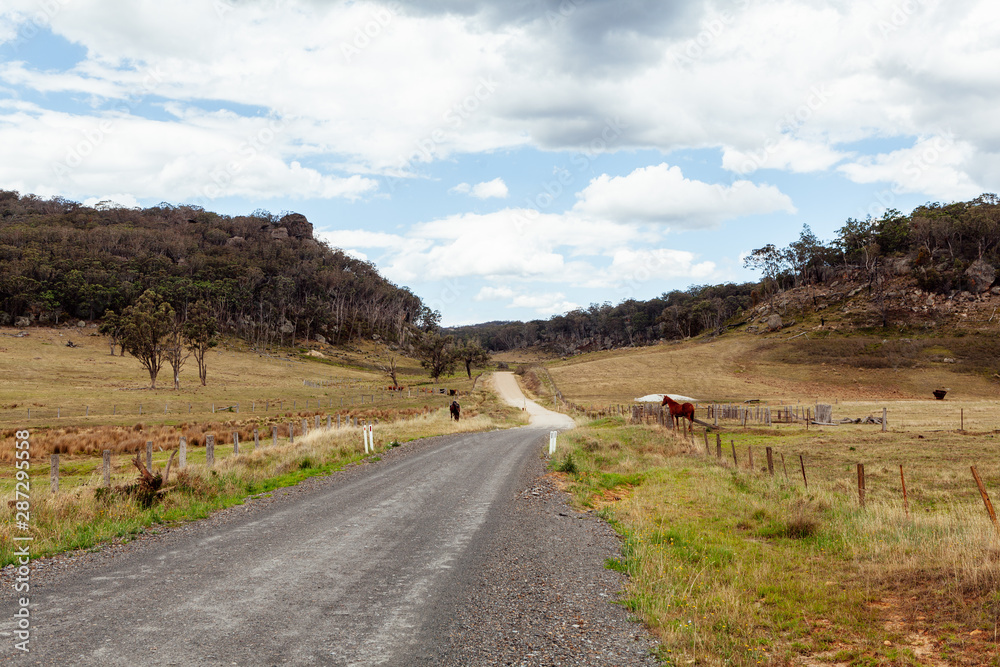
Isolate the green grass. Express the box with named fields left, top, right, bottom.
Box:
left=0, top=388, right=526, bottom=567
left=550, top=420, right=1000, bottom=665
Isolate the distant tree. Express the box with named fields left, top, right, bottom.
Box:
left=415, top=332, right=456, bottom=381
left=119, top=290, right=176, bottom=389
left=183, top=301, right=218, bottom=386
left=164, top=318, right=189, bottom=390
left=416, top=306, right=441, bottom=333
left=376, top=345, right=400, bottom=386
left=743, top=244, right=791, bottom=310
left=873, top=208, right=911, bottom=255
left=835, top=217, right=876, bottom=264
left=98, top=309, right=124, bottom=356
left=453, top=340, right=490, bottom=379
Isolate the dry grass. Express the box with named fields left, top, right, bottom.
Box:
left=0, top=326, right=476, bottom=429
left=539, top=331, right=1000, bottom=665
left=545, top=332, right=1000, bottom=406
left=0, top=388, right=526, bottom=566
left=556, top=421, right=1000, bottom=665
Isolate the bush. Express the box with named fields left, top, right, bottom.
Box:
left=557, top=452, right=578, bottom=474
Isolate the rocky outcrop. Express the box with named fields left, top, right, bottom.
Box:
left=279, top=213, right=313, bottom=240
left=964, top=259, right=995, bottom=294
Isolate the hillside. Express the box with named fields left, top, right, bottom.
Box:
left=451, top=194, right=1000, bottom=356
left=0, top=192, right=426, bottom=348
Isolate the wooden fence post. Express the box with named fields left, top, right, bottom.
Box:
left=179, top=437, right=187, bottom=469
left=302, top=418, right=308, bottom=436
left=289, top=423, right=295, bottom=444
left=748, top=445, right=754, bottom=471
left=327, top=415, right=331, bottom=429
left=146, top=441, right=153, bottom=471
left=272, top=426, right=278, bottom=447
left=206, top=435, right=215, bottom=467
left=232, top=431, right=239, bottom=455
left=765, top=447, right=774, bottom=477
left=315, top=415, right=320, bottom=430
left=857, top=463, right=866, bottom=507
left=103, top=450, right=111, bottom=486
left=899, top=465, right=908, bottom=517
left=731, top=440, right=737, bottom=467
left=781, top=453, right=788, bottom=480
left=704, top=431, right=710, bottom=456
left=50, top=453, right=59, bottom=493
left=882, top=407, right=887, bottom=433
left=253, top=429, right=259, bottom=450
left=799, top=454, right=808, bottom=489
left=971, top=466, right=999, bottom=535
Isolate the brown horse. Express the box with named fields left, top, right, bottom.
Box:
left=661, top=395, right=695, bottom=431
left=449, top=401, right=461, bottom=421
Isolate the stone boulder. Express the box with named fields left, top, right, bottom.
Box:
left=225, top=236, right=245, bottom=247
left=270, top=227, right=289, bottom=240
left=965, top=259, right=996, bottom=294
left=279, top=213, right=313, bottom=240
left=766, top=314, right=783, bottom=331
left=315, top=334, right=326, bottom=344
left=15, top=316, right=30, bottom=328
left=77, top=320, right=87, bottom=328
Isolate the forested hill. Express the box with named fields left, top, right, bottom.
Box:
left=450, top=194, right=1000, bottom=354
left=0, top=191, right=426, bottom=347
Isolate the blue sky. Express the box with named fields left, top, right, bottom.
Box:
left=1, top=1, right=996, bottom=325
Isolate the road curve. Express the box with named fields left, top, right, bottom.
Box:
left=1, top=387, right=656, bottom=665
left=490, top=371, right=576, bottom=430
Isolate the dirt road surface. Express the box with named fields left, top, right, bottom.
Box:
left=0, top=376, right=657, bottom=665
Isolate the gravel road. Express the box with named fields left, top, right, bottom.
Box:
left=1, top=378, right=658, bottom=665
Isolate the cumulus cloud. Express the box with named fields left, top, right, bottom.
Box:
left=572, top=163, right=796, bottom=229
left=837, top=135, right=984, bottom=201
left=0, top=102, right=377, bottom=202
left=82, top=194, right=140, bottom=209
left=473, top=285, right=578, bottom=315
left=1, top=0, right=997, bottom=201
left=451, top=177, right=508, bottom=198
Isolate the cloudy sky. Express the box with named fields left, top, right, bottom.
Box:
left=1, top=0, right=996, bottom=325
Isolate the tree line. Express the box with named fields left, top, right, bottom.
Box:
left=451, top=193, right=1000, bottom=353
left=0, top=192, right=430, bottom=349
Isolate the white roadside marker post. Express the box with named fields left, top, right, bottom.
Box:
left=549, top=431, right=557, bottom=456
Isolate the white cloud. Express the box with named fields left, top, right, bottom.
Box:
left=450, top=177, right=508, bottom=198
left=471, top=177, right=508, bottom=198
left=592, top=248, right=717, bottom=289
left=0, top=102, right=377, bottom=202
left=837, top=135, right=984, bottom=201
left=474, top=285, right=578, bottom=315
left=474, top=286, right=515, bottom=301
left=508, top=292, right=580, bottom=316
left=1, top=0, right=997, bottom=204
left=572, top=163, right=796, bottom=228
left=82, top=194, right=140, bottom=209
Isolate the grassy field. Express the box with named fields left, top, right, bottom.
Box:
left=0, top=327, right=521, bottom=567
left=543, top=332, right=1000, bottom=406
left=527, top=330, right=1000, bottom=666
left=0, top=326, right=478, bottom=429
left=1, top=387, right=525, bottom=567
